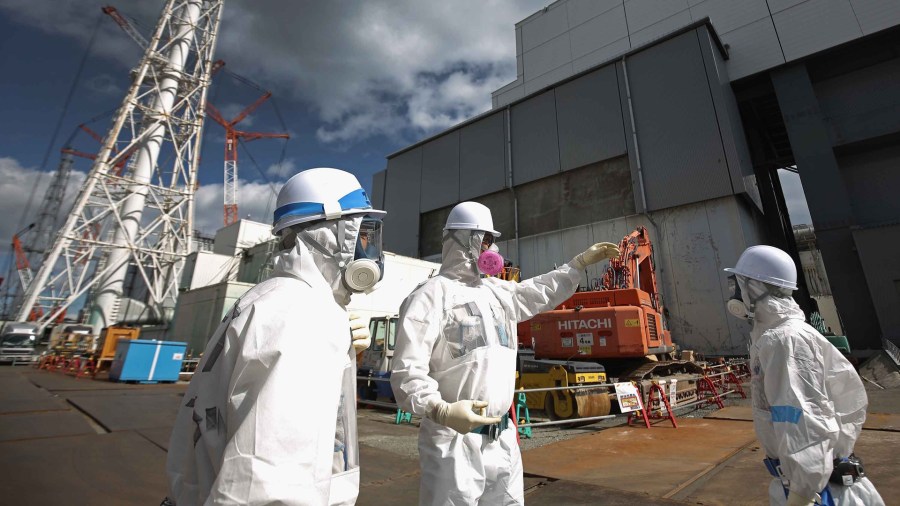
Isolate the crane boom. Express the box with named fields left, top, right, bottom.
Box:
left=101, top=5, right=150, bottom=49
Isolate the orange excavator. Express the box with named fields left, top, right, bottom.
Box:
left=515, top=227, right=703, bottom=420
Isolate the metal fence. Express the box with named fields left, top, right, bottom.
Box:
left=357, top=361, right=750, bottom=430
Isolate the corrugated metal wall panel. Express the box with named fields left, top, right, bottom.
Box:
left=689, top=0, right=769, bottom=33
left=626, top=30, right=731, bottom=211
left=838, top=144, right=900, bottom=225
left=719, top=18, right=786, bottom=81
left=624, top=0, right=690, bottom=32
left=697, top=25, right=755, bottom=193
left=459, top=111, right=507, bottom=200
left=515, top=175, right=561, bottom=236
left=559, top=157, right=635, bottom=226
left=851, top=0, right=900, bottom=35
left=383, top=148, right=422, bottom=257
left=524, top=64, right=575, bottom=95
left=419, top=205, right=453, bottom=258
left=494, top=84, right=526, bottom=109
left=569, top=5, right=629, bottom=59
left=420, top=131, right=460, bottom=212
left=572, top=37, right=631, bottom=74
left=773, top=0, right=862, bottom=61
left=521, top=2, right=570, bottom=52
left=815, top=58, right=900, bottom=147
left=523, top=35, right=574, bottom=83
left=370, top=170, right=386, bottom=210
left=555, top=66, right=627, bottom=172
left=630, top=9, right=694, bottom=48
left=511, top=90, right=561, bottom=185
left=473, top=190, right=516, bottom=238
left=766, top=0, right=808, bottom=13
left=567, top=0, right=622, bottom=25
left=852, top=226, right=900, bottom=341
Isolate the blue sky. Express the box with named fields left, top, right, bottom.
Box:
left=0, top=0, right=546, bottom=244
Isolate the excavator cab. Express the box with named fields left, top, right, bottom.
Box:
left=358, top=315, right=398, bottom=402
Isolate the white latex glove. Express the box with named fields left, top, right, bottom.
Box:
left=569, top=242, right=620, bottom=270
left=349, top=313, right=371, bottom=353
left=430, top=399, right=502, bottom=434
left=785, top=493, right=816, bottom=506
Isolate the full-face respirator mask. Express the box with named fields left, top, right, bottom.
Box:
left=345, top=217, right=385, bottom=292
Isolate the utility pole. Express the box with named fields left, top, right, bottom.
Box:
left=17, top=0, right=225, bottom=334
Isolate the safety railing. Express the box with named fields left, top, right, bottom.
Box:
left=357, top=360, right=751, bottom=432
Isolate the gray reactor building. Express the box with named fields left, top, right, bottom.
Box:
left=371, top=0, right=900, bottom=355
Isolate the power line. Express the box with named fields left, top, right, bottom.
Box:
left=17, top=11, right=104, bottom=234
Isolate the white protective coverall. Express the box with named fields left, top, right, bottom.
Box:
left=391, top=229, right=584, bottom=505
left=747, top=280, right=884, bottom=506
left=166, top=218, right=363, bottom=506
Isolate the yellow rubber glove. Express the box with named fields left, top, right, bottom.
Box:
left=349, top=313, right=371, bottom=353
left=430, top=400, right=502, bottom=434
left=569, top=242, right=620, bottom=270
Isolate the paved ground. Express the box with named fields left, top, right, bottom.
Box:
left=1, top=366, right=897, bottom=505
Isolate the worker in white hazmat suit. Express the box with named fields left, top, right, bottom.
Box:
left=391, top=201, right=619, bottom=505
left=724, top=245, right=883, bottom=506
left=165, top=167, right=385, bottom=506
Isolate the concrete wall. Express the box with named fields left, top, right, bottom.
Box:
left=493, top=0, right=900, bottom=107
left=491, top=195, right=762, bottom=355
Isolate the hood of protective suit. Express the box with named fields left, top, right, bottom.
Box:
left=273, top=216, right=363, bottom=307
left=743, top=277, right=805, bottom=341
left=439, top=229, right=483, bottom=284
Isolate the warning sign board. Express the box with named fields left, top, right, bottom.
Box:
left=614, top=382, right=643, bottom=413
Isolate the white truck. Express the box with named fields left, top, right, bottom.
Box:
left=350, top=252, right=438, bottom=402
left=0, top=322, right=40, bottom=365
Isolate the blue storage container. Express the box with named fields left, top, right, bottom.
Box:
left=109, top=339, right=187, bottom=383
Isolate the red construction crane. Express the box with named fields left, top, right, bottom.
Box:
left=11, top=225, right=42, bottom=321
left=206, top=94, right=289, bottom=226
left=61, top=124, right=134, bottom=176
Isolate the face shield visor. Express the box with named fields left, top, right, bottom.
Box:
left=481, top=232, right=495, bottom=251
left=355, top=217, right=383, bottom=262
left=345, top=216, right=384, bottom=292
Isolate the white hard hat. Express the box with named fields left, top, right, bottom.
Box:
left=724, top=245, right=798, bottom=290
left=444, top=201, right=500, bottom=236
left=272, top=167, right=386, bottom=234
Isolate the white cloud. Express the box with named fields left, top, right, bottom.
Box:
left=0, top=156, right=87, bottom=285
left=265, top=158, right=296, bottom=179
left=0, top=0, right=547, bottom=145
left=193, top=180, right=282, bottom=235
left=83, top=73, right=122, bottom=96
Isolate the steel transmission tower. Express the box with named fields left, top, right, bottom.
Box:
left=17, top=0, right=224, bottom=332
